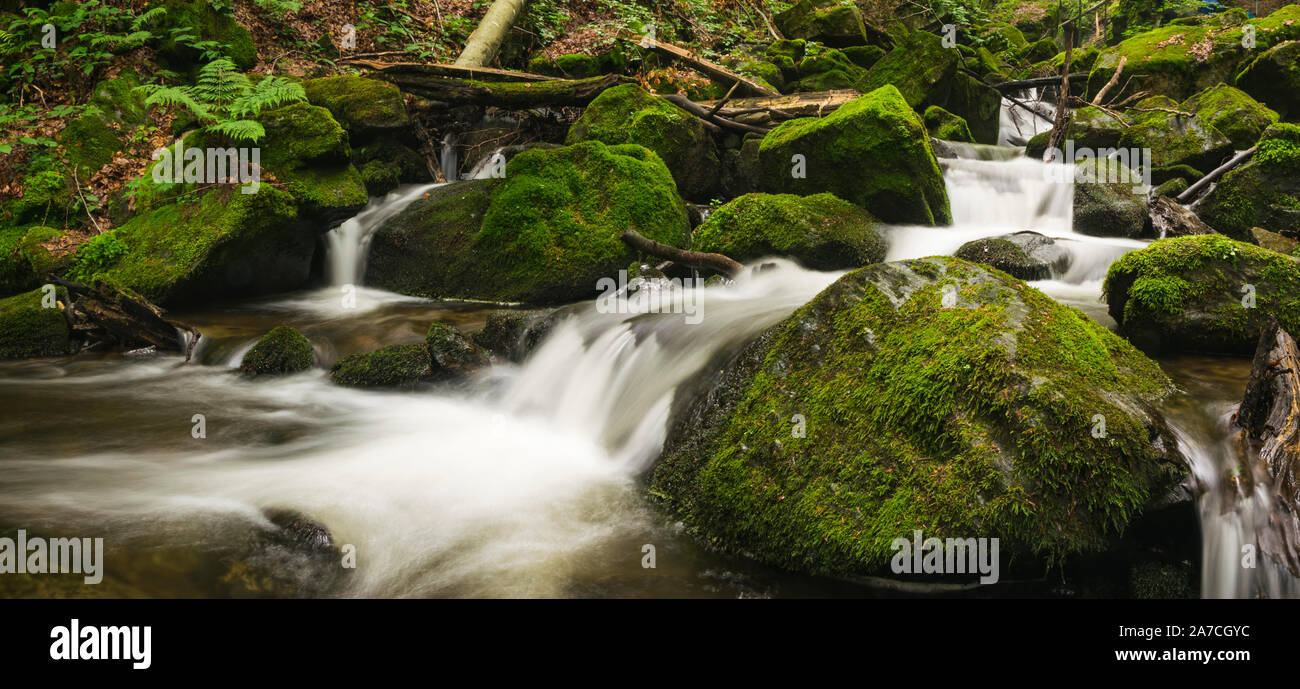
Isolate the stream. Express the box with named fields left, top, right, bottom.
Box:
left=2, top=97, right=1298, bottom=598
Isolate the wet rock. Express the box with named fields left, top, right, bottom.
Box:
left=0, top=287, right=71, bottom=360
left=1181, top=83, right=1279, bottom=149
left=240, top=326, right=314, bottom=376
left=1072, top=157, right=1150, bottom=238
left=954, top=231, right=1068, bottom=280
left=692, top=192, right=885, bottom=270
left=1235, top=40, right=1300, bottom=120
left=1250, top=227, right=1298, bottom=254
left=426, top=322, right=490, bottom=378
left=1198, top=123, right=1300, bottom=240
left=220, top=509, right=345, bottom=597
left=470, top=309, right=560, bottom=363
left=329, top=343, right=433, bottom=388
left=923, top=106, right=974, bottom=143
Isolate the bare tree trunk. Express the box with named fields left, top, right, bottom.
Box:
left=454, top=0, right=529, bottom=67
left=620, top=230, right=744, bottom=277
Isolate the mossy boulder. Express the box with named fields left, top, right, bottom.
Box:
left=1064, top=106, right=1126, bottom=151
left=788, top=44, right=866, bottom=92
left=1019, top=37, right=1058, bottom=64
left=954, top=231, right=1068, bottom=280
left=842, top=45, right=885, bottom=70
left=855, top=31, right=1000, bottom=144
left=470, top=308, right=558, bottom=363
left=1072, top=157, right=1150, bottom=238
left=0, top=287, right=70, bottom=360
left=58, top=109, right=121, bottom=179
left=773, top=0, right=870, bottom=47
left=977, top=22, right=1028, bottom=53
left=303, top=76, right=411, bottom=140
left=426, top=322, right=491, bottom=377
left=1105, top=234, right=1300, bottom=354
left=757, top=84, right=951, bottom=225
left=651, top=257, right=1187, bottom=577
left=1025, top=130, right=1050, bottom=159
left=567, top=83, right=720, bottom=202
left=1198, top=123, right=1300, bottom=239
left=240, top=326, right=314, bottom=376
left=76, top=186, right=307, bottom=306
left=1234, top=40, right=1300, bottom=120
left=923, top=105, right=974, bottom=143
left=0, top=226, right=69, bottom=296
left=692, top=193, right=884, bottom=270
left=155, top=0, right=257, bottom=71
left=1181, top=83, right=1279, bottom=149
left=366, top=141, right=689, bottom=304
left=1118, top=98, right=1233, bottom=173
left=5, top=162, right=71, bottom=227
left=329, top=344, right=433, bottom=388
left=258, top=102, right=368, bottom=221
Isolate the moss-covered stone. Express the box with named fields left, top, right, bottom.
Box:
left=360, top=159, right=401, bottom=196
left=366, top=141, right=689, bottom=304
left=789, top=44, right=865, bottom=92
left=1105, top=234, right=1300, bottom=354
left=923, top=105, right=974, bottom=143
left=258, top=102, right=368, bottom=221
left=954, top=231, right=1067, bottom=280
left=651, top=257, right=1186, bottom=577
left=1118, top=103, right=1232, bottom=173
left=58, top=109, right=121, bottom=179
left=842, top=45, right=884, bottom=69
left=978, top=22, right=1028, bottom=53
left=1025, top=130, right=1050, bottom=159
left=88, top=69, right=150, bottom=127
left=757, top=84, right=951, bottom=225
left=303, top=75, right=411, bottom=140
left=154, top=0, right=258, bottom=71
left=240, top=326, right=313, bottom=376
left=78, top=185, right=307, bottom=306
left=0, top=287, right=70, bottom=360
left=1073, top=157, right=1149, bottom=238
left=567, top=83, right=719, bottom=202
left=329, top=343, right=432, bottom=388
left=1181, top=83, right=1279, bottom=149
left=1234, top=40, right=1300, bottom=120
left=5, top=163, right=71, bottom=226
left=1198, top=123, right=1300, bottom=239
left=1151, top=163, right=1203, bottom=186
left=774, top=0, right=870, bottom=47
left=0, top=226, right=69, bottom=296
left=426, top=322, right=491, bottom=377
left=1019, top=37, right=1058, bottom=64
left=693, top=192, right=884, bottom=269
left=1152, top=177, right=1190, bottom=198
left=470, top=308, right=558, bottom=363
left=1064, top=106, right=1126, bottom=151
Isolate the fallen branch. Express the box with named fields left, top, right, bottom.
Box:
left=1131, top=105, right=1194, bottom=117
left=990, top=73, right=1088, bottom=92
left=343, top=59, right=562, bottom=82
left=375, top=72, right=631, bottom=107
left=707, top=81, right=741, bottom=119
left=660, top=93, right=770, bottom=134
left=620, top=229, right=743, bottom=278
left=624, top=34, right=780, bottom=96
left=1177, top=146, right=1256, bottom=204
left=54, top=278, right=199, bottom=359
left=1091, top=55, right=1125, bottom=105
left=701, top=89, right=860, bottom=121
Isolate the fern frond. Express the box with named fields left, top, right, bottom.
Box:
left=230, top=76, right=306, bottom=118
left=206, top=119, right=265, bottom=144
left=193, top=58, right=250, bottom=116
left=138, top=84, right=212, bottom=120
left=131, top=6, right=167, bottom=29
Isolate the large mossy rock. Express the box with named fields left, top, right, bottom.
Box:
left=0, top=226, right=67, bottom=296
left=76, top=186, right=307, bottom=307
left=855, top=31, right=1001, bottom=144
left=303, top=76, right=411, bottom=140
left=155, top=0, right=257, bottom=71
left=1235, top=40, right=1300, bottom=120
left=1086, top=5, right=1300, bottom=102
left=757, top=84, right=951, bottom=225
left=1064, top=106, right=1125, bottom=151
left=258, top=103, right=368, bottom=222
left=240, top=326, right=314, bottom=376
left=651, top=257, right=1187, bottom=577
left=1181, top=83, right=1279, bottom=149
left=1198, top=123, right=1300, bottom=240
left=1118, top=98, right=1233, bottom=172
left=773, top=0, right=871, bottom=47
left=0, top=287, right=70, bottom=360
left=923, top=105, right=974, bottom=143
left=366, top=141, right=689, bottom=304
left=566, top=84, right=719, bottom=202
left=1072, top=157, right=1149, bottom=238
left=692, top=192, right=885, bottom=269
left=1105, top=234, right=1300, bottom=355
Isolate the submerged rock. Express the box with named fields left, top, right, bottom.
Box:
left=1104, top=234, right=1300, bottom=354
left=757, top=84, right=951, bottom=225
left=470, top=308, right=561, bottom=363
left=692, top=192, right=885, bottom=270
left=652, top=257, right=1186, bottom=577
left=366, top=141, right=689, bottom=304
left=426, top=322, right=491, bottom=378
left=954, top=231, right=1068, bottom=280
left=240, top=326, right=314, bottom=376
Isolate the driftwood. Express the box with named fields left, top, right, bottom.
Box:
left=660, top=93, right=770, bottom=134
left=453, top=0, right=529, bottom=67
left=1234, top=317, right=1300, bottom=576
left=699, top=88, right=860, bottom=123
left=1177, top=146, right=1257, bottom=204
left=1150, top=196, right=1216, bottom=238
left=55, top=279, right=198, bottom=359
left=625, top=34, right=780, bottom=97
left=990, top=73, right=1088, bottom=92
left=344, top=59, right=562, bottom=82
left=620, top=230, right=743, bottom=278
left=371, top=71, right=631, bottom=107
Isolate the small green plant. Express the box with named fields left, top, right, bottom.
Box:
left=133, top=59, right=307, bottom=143
left=69, top=232, right=127, bottom=282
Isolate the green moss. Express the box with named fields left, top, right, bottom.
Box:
left=154, top=0, right=257, bottom=71
left=366, top=141, right=689, bottom=304
left=1151, top=163, right=1203, bottom=185
left=68, top=232, right=127, bottom=282
left=1199, top=123, right=1300, bottom=239
left=58, top=109, right=121, bottom=178
left=0, top=287, right=70, bottom=360
left=88, top=70, right=149, bottom=127
left=1019, top=37, right=1057, bottom=64
left=842, top=45, right=884, bottom=70
left=774, top=0, right=869, bottom=46
left=652, top=257, right=1184, bottom=576
left=1152, top=177, right=1189, bottom=198
left=240, top=326, right=313, bottom=376
left=302, top=76, right=409, bottom=138
left=1065, top=106, right=1126, bottom=151
left=16, top=226, right=69, bottom=279
left=856, top=30, right=957, bottom=110
left=758, top=84, right=950, bottom=225
left=954, top=237, right=1042, bottom=279
left=329, top=343, right=432, bottom=388
left=425, top=321, right=489, bottom=377
left=258, top=102, right=367, bottom=218
left=693, top=192, right=884, bottom=269
left=360, top=159, right=401, bottom=196
left=1118, top=103, right=1232, bottom=172
left=567, top=83, right=718, bottom=201
left=923, top=105, right=974, bottom=143
left=1181, top=83, right=1279, bottom=148
left=1234, top=40, right=1300, bottom=119
left=1104, top=234, right=1300, bottom=353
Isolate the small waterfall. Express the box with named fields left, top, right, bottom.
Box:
left=325, top=183, right=443, bottom=287
left=440, top=133, right=459, bottom=182
left=999, top=87, right=1055, bottom=147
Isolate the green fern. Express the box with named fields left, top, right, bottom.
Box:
left=133, top=59, right=306, bottom=144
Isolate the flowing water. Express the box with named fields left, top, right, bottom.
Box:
left=2, top=103, right=1297, bottom=597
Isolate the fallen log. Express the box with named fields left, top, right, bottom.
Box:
left=1234, top=317, right=1300, bottom=576
left=373, top=72, right=631, bottom=108
left=55, top=279, right=199, bottom=359
left=990, top=73, right=1088, bottom=92
left=1150, top=196, right=1216, bottom=238
left=624, top=34, right=780, bottom=97
left=659, top=93, right=770, bottom=134
left=453, top=0, right=529, bottom=67
left=699, top=89, right=860, bottom=121
left=1177, top=146, right=1256, bottom=204
left=343, top=59, right=562, bottom=82
left=620, top=230, right=743, bottom=278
